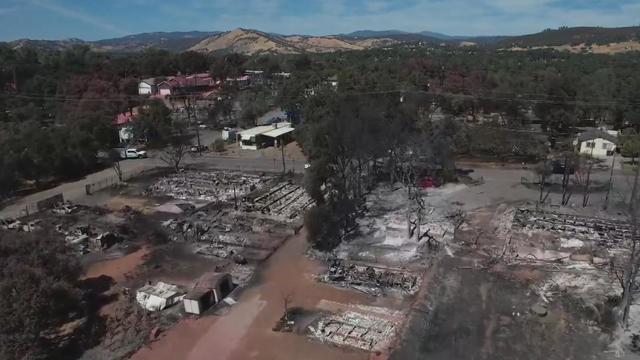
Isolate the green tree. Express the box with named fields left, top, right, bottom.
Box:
left=131, top=99, right=172, bottom=146
left=621, top=129, right=640, bottom=164
left=0, top=230, right=83, bottom=360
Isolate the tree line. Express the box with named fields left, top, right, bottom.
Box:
left=2, top=44, right=640, bottom=199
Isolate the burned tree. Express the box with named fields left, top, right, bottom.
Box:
left=159, top=121, right=190, bottom=173
left=160, top=140, right=189, bottom=173
left=108, top=149, right=124, bottom=182
left=616, top=163, right=640, bottom=327
left=533, top=161, right=553, bottom=205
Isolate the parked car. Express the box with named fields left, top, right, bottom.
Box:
left=122, top=148, right=147, bottom=159
left=190, top=144, right=208, bottom=153
left=551, top=160, right=575, bottom=175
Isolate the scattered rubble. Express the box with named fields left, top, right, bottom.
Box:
left=308, top=303, right=402, bottom=352
left=56, top=224, right=124, bottom=253
left=51, top=201, right=79, bottom=215
left=333, top=184, right=458, bottom=266
left=318, top=259, right=420, bottom=296
left=136, top=282, right=185, bottom=311
left=0, top=218, right=42, bottom=232
left=247, top=181, right=314, bottom=220
left=513, top=208, right=634, bottom=248
left=145, top=171, right=269, bottom=202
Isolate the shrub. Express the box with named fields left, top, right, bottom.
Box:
left=212, top=138, right=226, bottom=153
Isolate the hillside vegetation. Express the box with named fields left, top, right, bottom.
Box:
left=499, top=26, right=640, bottom=52
left=189, top=28, right=399, bottom=55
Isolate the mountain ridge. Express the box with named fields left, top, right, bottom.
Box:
left=4, top=26, right=640, bottom=54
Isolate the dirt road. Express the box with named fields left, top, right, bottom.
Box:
left=131, top=230, right=393, bottom=360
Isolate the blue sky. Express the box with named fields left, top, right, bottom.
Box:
left=0, top=0, right=639, bottom=41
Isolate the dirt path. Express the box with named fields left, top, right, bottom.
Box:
left=132, top=230, right=383, bottom=360
left=82, top=246, right=151, bottom=283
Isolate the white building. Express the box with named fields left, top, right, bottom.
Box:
left=221, top=127, right=238, bottom=141
left=136, top=282, right=185, bottom=311
left=575, top=129, right=619, bottom=158
left=138, top=78, right=157, bottom=95
left=237, top=122, right=294, bottom=150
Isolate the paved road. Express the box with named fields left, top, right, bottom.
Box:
left=2, top=153, right=634, bottom=220
left=0, top=153, right=306, bottom=219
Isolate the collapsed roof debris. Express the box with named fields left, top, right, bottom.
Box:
left=308, top=302, right=403, bottom=352
left=318, top=259, right=420, bottom=296
left=513, top=208, right=635, bottom=248
left=247, top=181, right=315, bottom=219
left=145, top=171, right=270, bottom=202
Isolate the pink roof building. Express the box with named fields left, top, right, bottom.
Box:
left=114, top=108, right=138, bottom=126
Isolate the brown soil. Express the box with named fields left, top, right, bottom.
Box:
left=105, top=196, right=158, bottom=214
left=132, top=230, right=392, bottom=360
left=82, top=246, right=150, bottom=283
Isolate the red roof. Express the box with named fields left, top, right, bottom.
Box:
left=114, top=108, right=138, bottom=126
left=158, top=74, right=217, bottom=90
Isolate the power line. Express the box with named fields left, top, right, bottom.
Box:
left=4, top=88, right=640, bottom=108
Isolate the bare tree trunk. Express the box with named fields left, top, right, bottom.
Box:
left=630, top=160, right=640, bottom=215
left=538, top=171, right=549, bottom=204
left=604, top=153, right=616, bottom=211
left=561, top=155, right=571, bottom=206
left=622, top=163, right=640, bottom=326
left=583, top=148, right=595, bottom=207
left=280, top=140, right=286, bottom=175
left=113, top=161, right=123, bottom=182
left=622, top=226, right=639, bottom=326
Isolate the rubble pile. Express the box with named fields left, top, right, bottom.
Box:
left=56, top=224, right=124, bottom=254
left=334, top=185, right=457, bottom=265
left=161, top=208, right=291, bottom=262
left=248, top=181, right=314, bottom=220
left=513, top=208, right=634, bottom=248
left=309, top=310, right=397, bottom=352
left=319, top=259, right=420, bottom=296
left=1, top=202, right=132, bottom=254
left=0, top=218, right=42, bottom=232
left=146, top=171, right=270, bottom=202
left=51, top=201, right=79, bottom=215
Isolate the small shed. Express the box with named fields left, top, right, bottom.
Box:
left=221, top=127, right=238, bottom=141
left=183, top=273, right=233, bottom=315
left=136, top=282, right=185, bottom=311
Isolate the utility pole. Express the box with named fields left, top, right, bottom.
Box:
left=281, top=139, right=286, bottom=175
left=630, top=158, right=640, bottom=215
left=583, top=145, right=595, bottom=207
left=193, top=97, right=201, bottom=152
left=622, top=161, right=640, bottom=326
left=185, top=95, right=202, bottom=154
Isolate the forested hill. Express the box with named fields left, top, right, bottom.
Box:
left=499, top=26, right=640, bottom=48
left=93, top=31, right=220, bottom=52
left=9, top=31, right=219, bottom=53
